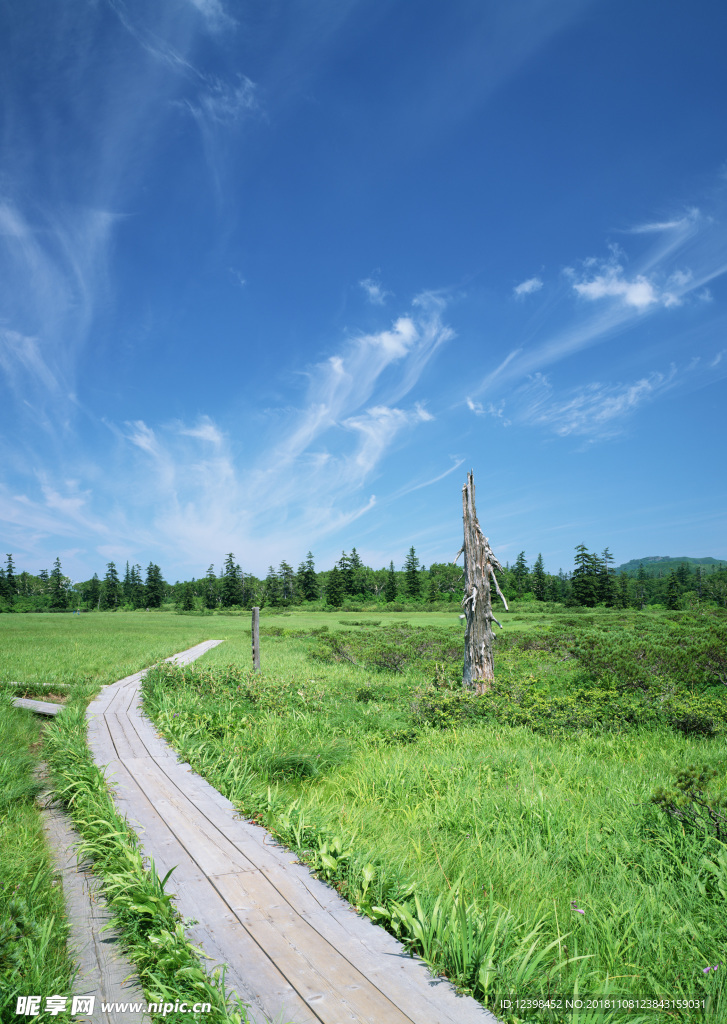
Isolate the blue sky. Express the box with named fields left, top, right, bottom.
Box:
left=1, top=0, right=726, bottom=583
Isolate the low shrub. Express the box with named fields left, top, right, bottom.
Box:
left=651, top=764, right=727, bottom=840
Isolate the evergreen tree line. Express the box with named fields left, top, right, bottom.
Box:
left=1, top=546, right=726, bottom=612
left=0, top=555, right=166, bottom=611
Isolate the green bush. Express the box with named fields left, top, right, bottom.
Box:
left=651, top=764, right=727, bottom=840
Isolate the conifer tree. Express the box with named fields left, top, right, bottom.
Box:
left=265, top=566, right=283, bottom=606
left=512, top=551, right=529, bottom=597
left=178, top=582, right=195, bottom=611
left=101, top=562, right=121, bottom=609
left=636, top=562, right=648, bottom=611
left=598, top=547, right=616, bottom=606
left=326, top=564, right=344, bottom=607
left=666, top=571, right=680, bottom=610
left=404, top=546, right=421, bottom=598
left=618, top=571, right=630, bottom=609
left=86, top=573, right=101, bottom=609
left=571, top=545, right=597, bottom=607
left=204, top=565, right=218, bottom=609
left=5, top=554, right=16, bottom=604
left=279, top=561, right=296, bottom=602
left=531, top=553, right=546, bottom=601
left=338, top=551, right=353, bottom=596
left=49, top=557, right=68, bottom=610
left=349, top=548, right=365, bottom=596
left=129, top=564, right=145, bottom=608
left=297, top=552, right=319, bottom=602
left=145, top=563, right=165, bottom=608
left=384, top=560, right=397, bottom=602
left=38, top=568, right=49, bottom=593
left=221, top=554, right=242, bottom=607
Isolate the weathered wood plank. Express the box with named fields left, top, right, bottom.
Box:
left=38, top=775, right=150, bottom=1024
left=79, top=755, right=311, bottom=1024
left=118, top=757, right=261, bottom=877
left=12, top=696, right=62, bottom=716
left=212, top=871, right=413, bottom=1024
left=256, top=863, right=481, bottom=1023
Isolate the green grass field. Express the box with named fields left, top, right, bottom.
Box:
left=2, top=608, right=726, bottom=1024
left=0, top=612, right=239, bottom=1024
left=144, top=607, right=727, bottom=1023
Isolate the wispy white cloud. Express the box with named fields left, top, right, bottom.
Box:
left=466, top=397, right=511, bottom=426
left=342, top=404, right=433, bottom=477
left=388, top=457, right=466, bottom=501
left=0, top=202, right=118, bottom=402
left=126, top=421, right=163, bottom=457
left=513, top=276, right=543, bottom=297
left=39, top=479, right=92, bottom=520
left=468, top=332, right=727, bottom=444
left=47, top=297, right=450, bottom=573
left=359, top=276, right=391, bottom=305
left=470, top=198, right=727, bottom=402
left=178, top=417, right=224, bottom=444
left=515, top=369, right=677, bottom=439
left=274, top=301, right=451, bottom=472
left=185, top=0, right=235, bottom=33
left=572, top=262, right=670, bottom=309
left=623, top=209, right=700, bottom=234
left=187, top=75, right=258, bottom=125
left=0, top=330, right=59, bottom=396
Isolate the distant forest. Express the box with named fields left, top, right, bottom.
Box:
left=1, top=546, right=726, bottom=613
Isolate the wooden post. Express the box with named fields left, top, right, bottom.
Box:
left=454, top=471, right=508, bottom=694
left=251, top=607, right=260, bottom=671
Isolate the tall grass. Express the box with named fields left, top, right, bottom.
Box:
left=0, top=695, right=75, bottom=1023
left=142, top=615, right=727, bottom=1023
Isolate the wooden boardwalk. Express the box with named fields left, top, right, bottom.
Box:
left=86, top=642, right=501, bottom=1024
left=38, top=774, right=150, bottom=1023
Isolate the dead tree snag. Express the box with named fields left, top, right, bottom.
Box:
left=454, top=471, right=509, bottom=694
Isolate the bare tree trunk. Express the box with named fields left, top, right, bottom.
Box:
left=454, top=471, right=508, bottom=694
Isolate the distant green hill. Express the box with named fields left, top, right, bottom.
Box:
left=614, top=556, right=727, bottom=577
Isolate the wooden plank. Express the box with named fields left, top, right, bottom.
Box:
left=125, top=716, right=178, bottom=761
left=149, top=760, right=300, bottom=874
left=258, top=864, right=488, bottom=1024
left=82, top=755, right=312, bottom=1024
left=6, top=681, right=71, bottom=689
left=38, top=776, right=150, bottom=1024
left=117, top=757, right=261, bottom=877
left=87, top=712, right=124, bottom=771
left=212, top=872, right=411, bottom=1024
left=12, top=696, right=62, bottom=716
